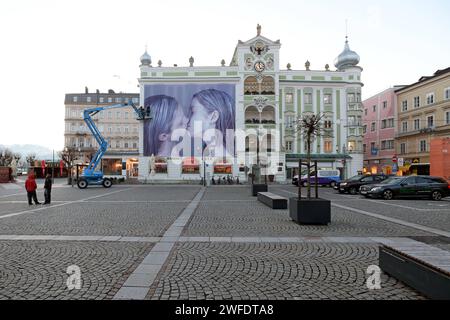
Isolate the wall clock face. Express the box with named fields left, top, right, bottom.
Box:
left=254, top=61, right=265, bottom=72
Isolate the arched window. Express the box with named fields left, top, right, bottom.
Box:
left=261, top=134, right=274, bottom=152
left=244, top=76, right=259, bottom=95
left=261, top=76, right=275, bottom=94
left=260, top=106, right=275, bottom=124
left=245, top=134, right=258, bottom=152
left=245, top=106, right=259, bottom=124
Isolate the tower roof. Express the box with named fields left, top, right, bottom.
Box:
left=334, top=37, right=360, bottom=70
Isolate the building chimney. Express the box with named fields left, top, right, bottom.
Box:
left=85, top=86, right=89, bottom=94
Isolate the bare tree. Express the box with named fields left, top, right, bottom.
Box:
left=58, top=147, right=79, bottom=184
left=295, top=113, right=329, bottom=199
left=0, top=148, right=14, bottom=166
left=26, top=153, right=37, bottom=167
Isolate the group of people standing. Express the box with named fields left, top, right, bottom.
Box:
left=25, top=173, right=52, bottom=205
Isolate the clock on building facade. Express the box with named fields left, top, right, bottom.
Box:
left=254, top=61, right=265, bottom=72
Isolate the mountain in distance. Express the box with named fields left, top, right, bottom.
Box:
left=0, top=144, right=59, bottom=160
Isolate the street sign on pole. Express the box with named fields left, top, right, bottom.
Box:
left=398, top=158, right=404, bottom=167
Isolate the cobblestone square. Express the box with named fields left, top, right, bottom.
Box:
left=1, top=183, right=449, bottom=300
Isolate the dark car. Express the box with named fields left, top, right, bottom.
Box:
left=360, top=176, right=450, bottom=201
left=334, top=174, right=390, bottom=195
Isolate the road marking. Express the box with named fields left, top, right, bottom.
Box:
left=332, top=203, right=450, bottom=238
left=113, top=187, right=206, bottom=300
left=365, top=199, right=449, bottom=212
left=274, top=188, right=450, bottom=238
left=0, top=188, right=133, bottom=220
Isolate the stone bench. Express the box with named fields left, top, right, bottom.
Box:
left=379, top=242, right=450, bottom=300
left=257, top=192, right=288, bottom=209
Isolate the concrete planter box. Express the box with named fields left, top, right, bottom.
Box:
left=289, top=197, right=331, bottom=225
left=252, top=184, right=268, bottom=196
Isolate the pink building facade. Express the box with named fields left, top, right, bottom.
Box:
left=362, top=87, right=402, bottom=174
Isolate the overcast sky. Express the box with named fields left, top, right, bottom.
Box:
left=1, top=0, right=449, bottom=150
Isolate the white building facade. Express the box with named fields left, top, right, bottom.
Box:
left=137, top=26, right=364, bottom=183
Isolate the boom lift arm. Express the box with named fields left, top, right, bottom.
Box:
left=77, top=100, right=149, bottom=189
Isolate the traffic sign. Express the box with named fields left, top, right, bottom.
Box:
left=392, top=155, right=397, bottom=163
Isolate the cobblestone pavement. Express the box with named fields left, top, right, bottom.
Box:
left=274, top=185, right=450, bottom=232
left=0, top=202, right=186, bottom=237
left=184, top=189, right=434, bottom=238
left=0, top=184, right=447, bottom=300
left=147, top=242, right=425, bottom=300
left=0, top=240, right=153, bottom=299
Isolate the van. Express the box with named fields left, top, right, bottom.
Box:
left=292, top=170, right=341, bottom=187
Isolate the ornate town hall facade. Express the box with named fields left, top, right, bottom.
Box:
left=138, top=26, right=364, bottom=183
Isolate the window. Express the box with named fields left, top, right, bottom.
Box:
left=427, top=115, right=434, bottom=128
left=388, top=118, right=394, bottom=128
left=324, top=94, right=332, bottom=104
left=324, top=120, right=332, bottom=129
left=383, top=101, right=387, bottom=109
left=108, top=97, right=113, bottom=103
left=108, top=127, right=112, bottom=133
left=364, top=109, right=367, bottom=116
left=347, top=93, right=355, bottom=103
left=116, top=141, right=121, bottom=149
left=116, top=111, right=121, bottom=119
left=285, top=93, right=293, bottom=104
left=402, top=100, right=408, bottom=112
left=402, top=121, right=408, bottom=132
left=115, top=97, right=122, bottom=103
left=324, top=141, right=332, bottom=153
left=124, top=112, right=129, bottom=119
left=124, top=142, right=129, bottom=149
left=372, top=105, right=376, bottom=112
left=414, top=96, right=420, bottom=108
left=381, top=140, right=394, bottom=150
left=86, top=96, right=91, bottom=103
left=108, top=111, right=112, bottom=119
left=445, top=88, right=450, bottom=100
left=363, top=144, right=367, bottom=153
left=285, top=115, right=295, bottom=128
left=382, top=118, right=394, bottom=129
left=304, top=93, right=312, bottom=104
left=132, top=98, right=139, bottom=103
left=73, top=96, right=78, bottom=102
left=363, top=125, right=367, bottom=134
left=414, top=118, right=420, bottom=130
left=446, top=111, right=450, bottom=125
left=371, top=122, right=376, bottom=132
left=400, top=143, right=406, bottom=154
left=125, top=126, right=129, bottom=133
left=133, top=142, right=137, bottom=149
left=99, top=97, right=104, bottom=103
left=356, top=93, right=361, bottom=102
left=419, top=140, right=427, bottom=152
left=116, top=127, right=121, bottom=133
left=361, top=176, right=374, bottom=183
left=426, top=93, right=434, bottom=105
left=285, top=141, right=293, bottom=152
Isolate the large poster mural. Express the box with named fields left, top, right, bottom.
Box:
left=143, top=84, right=235, bottom=158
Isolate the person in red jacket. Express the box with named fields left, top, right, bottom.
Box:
left=25, top=173, right=41, bottom=205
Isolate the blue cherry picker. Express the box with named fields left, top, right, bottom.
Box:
left=76, top=100, right=150, bottom=189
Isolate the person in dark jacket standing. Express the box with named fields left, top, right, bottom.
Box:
left=25, top=173, right=41, bottom=205
left=44, top=173, right=52, bottom=204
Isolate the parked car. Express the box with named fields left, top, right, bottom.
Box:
left=293, top=170, right=341, bottom=187
left=334, top=174, right=390, bottom=195
left=360, top=175, right=450, bottom=201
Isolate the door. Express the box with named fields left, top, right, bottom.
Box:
left=415, top=177, right=432, bottom=197
left=398, top=177, right=417, bottom=197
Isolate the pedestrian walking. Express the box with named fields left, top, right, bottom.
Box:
left=44, top=173, right=52, bottom=204
left=25, top=173, right=41, bottom=205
